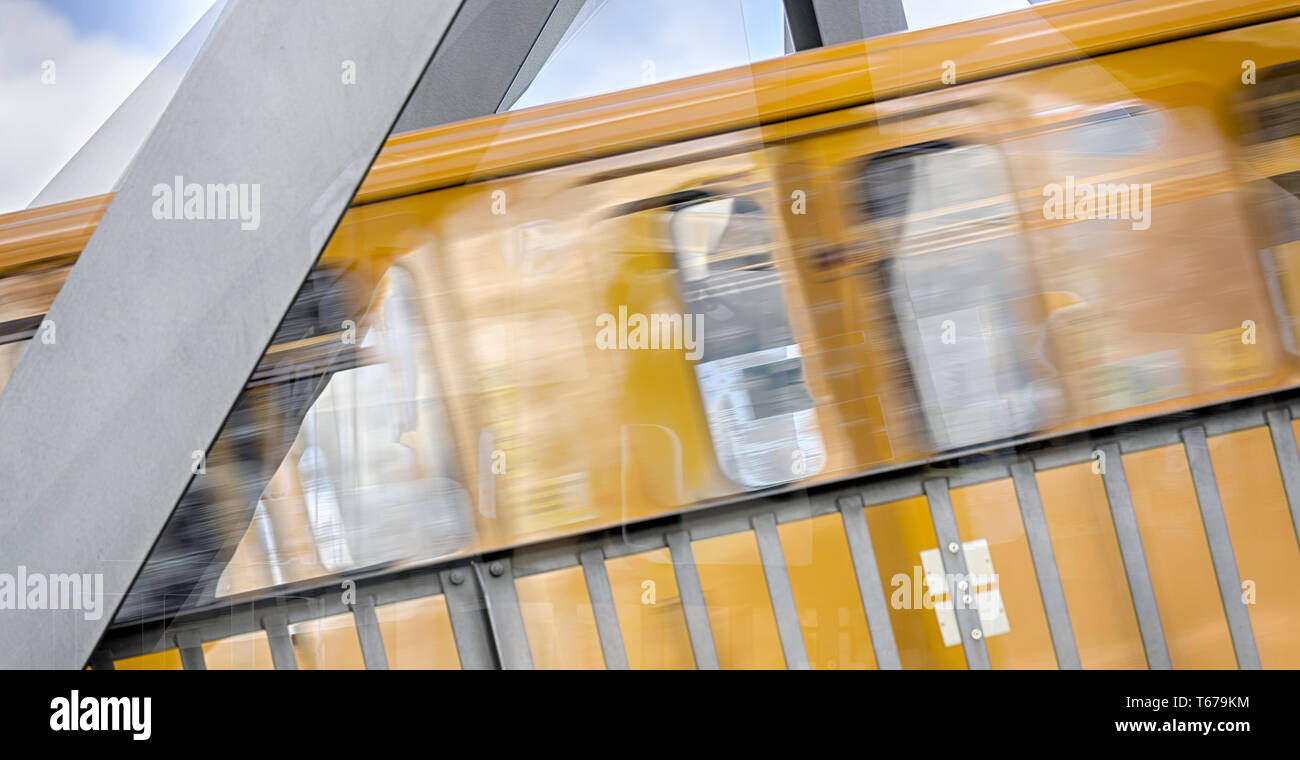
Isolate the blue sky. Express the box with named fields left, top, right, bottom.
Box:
left=40, top=0, right=214, bottom=52
left=0, top=0, right=213, bottom=212
left=0, top=0, right=787, bottom=213
left=0, top=0, right=1035, bottom=213
left=513, top=0, right=787, bottom=110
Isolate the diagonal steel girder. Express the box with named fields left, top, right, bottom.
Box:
left=31, top=0, right=589, bottom=208
left=782, top=0, right=907, bottom=48
left=0, top=0, right=464, bottom=669
left=395, top=0, right=589, bottom=132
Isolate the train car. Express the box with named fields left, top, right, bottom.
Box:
left=4, top=0, right=1300, bottom=669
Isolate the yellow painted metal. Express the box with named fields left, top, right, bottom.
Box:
left=1123, top=445, right=1237, bottom=668
left=289, top=612, right=366, bottom=669
left=778, top=513, right=877, bottom=669
left=202, top=631, right=276, bottom=670
left=114, top=649, right=183, bottom=670
left=693, top=532, right=785, bottom=669
left=1208, top=427, right=1300, bottom=668
left=951, top=479, right=1058, bottom=669
left=1036, top=463, right=1146, bottom=668
left=605, top=548, right=695, bottom=670
left=864, top=495, right=966, bottom=669
left=375, top=596, right=461, bottom=670
left=516, top=566, right=605, bottom=670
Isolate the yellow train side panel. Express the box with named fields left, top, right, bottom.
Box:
left=693, top=532, right=785, bottom=669
left=605, top=548, right=695, bottom=670
left=1208, top=426, right=1300, bottom=668
left=1123, top=445, right=1236, bottom=668
left=778, top=513, right=877, bottom=669
left=864, top=495, right=966, bottom=669
left=375, top=596, right=461, bottom=670
left=114, top=649, right=183, bottom=670
left=516, top=566, right=605, bottom=670
left=951, top=479, right=1057, bottom=669
left=202, top=631, right=276, bottom=670
left=290, top=612, right=366, bottom=669
left=1036, top=463, right=1146, bottom=668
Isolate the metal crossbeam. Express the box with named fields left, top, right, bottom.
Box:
left=440, top=566, right=499, bottom=670
left=667, top=530, right=720, bottom=670
left=1009, top=460, right=1080, bottom=669
left=1097, top=443, right=1171, bottom=669
left=751, top=514, right=811, bottom=670
left=1265, top=408, right=1300, bottom=553
left=922, top=479, right=991, bottom=669
left=1180, top=427, right=1261, bottom=669
left=263, top=613, right=297, bottom=671
left=351, top=596, right=390, bottom=671
left=580, top=548, right=629, bottom=670
left=475, top=559, right=533, bottom=670
left=837, top=493, right=902, bottom=669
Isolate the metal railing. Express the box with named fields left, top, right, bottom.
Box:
left=93, top=388, right=1300, bottom=670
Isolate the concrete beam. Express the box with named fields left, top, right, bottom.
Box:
left=393, top=0, right=588, bottom=133
left=0, top=0, right=462, bottom=669
left=782, top=0, right=909, bottom=49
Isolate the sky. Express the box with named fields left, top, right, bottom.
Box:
left=0, top=0, right=1036, bottom=215
left=0, top=0, right=214, bottom=213
left=512, top=0, right=787, bottom=111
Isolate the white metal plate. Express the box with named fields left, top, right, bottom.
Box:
left=920, top=538, right=1010, bottom=648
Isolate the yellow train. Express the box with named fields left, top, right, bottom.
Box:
left=4, top=0, right=1300, bottom=668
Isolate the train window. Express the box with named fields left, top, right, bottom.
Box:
left=669, top=195, right=826, bottom=489
left=857, top=142, right=1061, bottom=451
left=1239, top=64, right=1300, bottom=354
left=214, top=264, right=472, bottom=595
left=290, top=266, right=470, bottom=570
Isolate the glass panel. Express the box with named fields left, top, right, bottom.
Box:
left=862, top=495, right=967, bottom=669
left=670, top=195, right=826, bottom=489
left=950, top=479, right=1057, bottom=669
left=223, top=265, right=472, bottom=590
left=858, top=143, right=1061, bottom=450
left=1238, top=64, right=1300, bottom=354
left=118, top=262, right=472, bottom=621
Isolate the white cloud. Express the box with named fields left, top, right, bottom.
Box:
left=901, top=0, right=1031, bottom=31
left=0, top=0, right=161, bottom=213
left=512, top=0, right=784, bottom=111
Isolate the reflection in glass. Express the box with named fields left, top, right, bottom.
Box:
left=671, top=196, right=825, bottom=488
